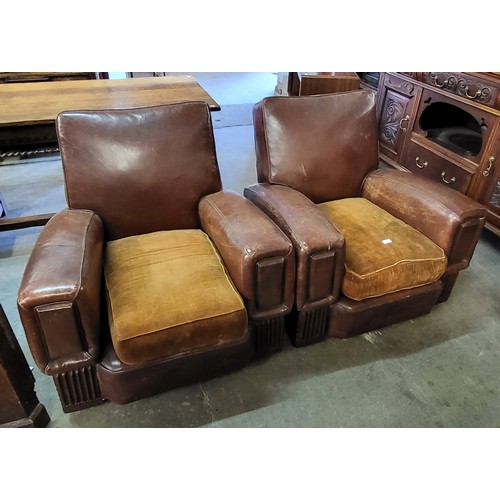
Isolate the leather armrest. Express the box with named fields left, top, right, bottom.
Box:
left=244, top=183, right=345, bottom=310
left=362, top=169, right=487, bottom=268
left=17, top=209, right=104, bottom=375
left=199, top=190, right=294, bottom=320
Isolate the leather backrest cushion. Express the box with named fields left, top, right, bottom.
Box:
left=253, top=91, right=379, bottom=203
left=57, top=102, right=222, bottom=240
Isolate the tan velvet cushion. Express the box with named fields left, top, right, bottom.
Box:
left=104, top=229, right=247, bottom=365
left=318, top=198, right=447, bottom=301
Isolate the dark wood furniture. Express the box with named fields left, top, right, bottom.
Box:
left=0, top=75, right=219, bottom=129
left=376, top=72, right=500, bottom=236
left=288, top=72, right=360, bottom=96
left=0, top=75, right=220, bottom=232
left=0, top=304, right=50, bottom=427
left=0, top=72, right=97, bottom=84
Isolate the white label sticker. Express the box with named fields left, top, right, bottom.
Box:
left=382, top=239, right=392, bottom=245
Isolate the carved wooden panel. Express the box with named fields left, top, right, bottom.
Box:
left=378, top=89, right=411, bottom=162
left=385, top=77, right=415, bottom=97
left=423, top=72, right=499, bottom=107
left=380, top=96, right=404, bottom=146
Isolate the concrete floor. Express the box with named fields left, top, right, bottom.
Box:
left=1, top=73, right=499, bottom=428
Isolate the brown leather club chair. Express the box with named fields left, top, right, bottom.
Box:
left=17, top=102, right=294, bottom=413
left=244, top=90, right=487, bottom=347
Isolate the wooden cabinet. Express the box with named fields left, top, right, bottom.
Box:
left=376, top=72, right=500, bottom=236
left=288, top=72, right=360, bottom=96
left=377, top=74, right=421, bottom=164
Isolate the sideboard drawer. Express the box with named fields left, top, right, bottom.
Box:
left=422, top=72, right=500, bottom=109
left=401, top=140, right=473, bottom=194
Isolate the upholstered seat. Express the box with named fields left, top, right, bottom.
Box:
left=244, top=91, right=487, bottom=344
left=105, top=229, right=248, bottom=365
left=317, top=198, right=447, bottom=301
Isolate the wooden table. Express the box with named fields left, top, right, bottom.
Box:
left=0, top=76, right=220, bottom=231
left=0, top=75, right=220, bottom=127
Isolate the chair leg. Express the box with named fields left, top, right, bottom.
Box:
left=251, top=316, right=286, bottom=354
left=286, top=305, right=330, bottom=347
left=52, top=364, right=106, bottom=413
left=437, top=272, right=460, bottom=304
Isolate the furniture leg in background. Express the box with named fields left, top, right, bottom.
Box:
left=0, top=304, right=50, bottom=428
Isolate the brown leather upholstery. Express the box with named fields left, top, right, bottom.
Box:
left=253, top=91, right=379, bottom=203
left=57, top=103, right=222, bottom=241
left=17, top=102, right=295, bottom=412
left=245, top=91, right=487, bottom=343
left=17, top=209, right=104, bottom=375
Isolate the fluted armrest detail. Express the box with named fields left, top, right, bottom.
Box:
left=17, top=209, right=104, bottom=374
left=199, top=190, right=294, bottom=319
left=363, top=169, right=487, bottom=267
left=244, top=183, right=345, bottom=310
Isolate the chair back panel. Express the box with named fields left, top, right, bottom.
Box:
left=57, top=102, right=222, bottom=240
left=253, top=91, right=379, bottom=203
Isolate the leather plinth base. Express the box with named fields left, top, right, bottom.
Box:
left=96, top=335, right=254, bottom=405
left=328, top=280, right=444, bottom=339
left=252, top=316, right=286, bottom=354
left=286, top=306, right=330, bottom=347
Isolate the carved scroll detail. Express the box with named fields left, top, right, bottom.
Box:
left=424, top=72, right=495, bottom=104
left=456, top=78, right=492, bottom=102
left=386, top=78, right=415, bottom=96
left=380, top=98, right=404, bottom=146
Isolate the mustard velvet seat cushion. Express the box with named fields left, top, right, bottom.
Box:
left=318, top=198, right=447, bottom=301
left=104, top=229, right=248, bottom=366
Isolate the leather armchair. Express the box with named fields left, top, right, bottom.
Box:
left=244, top=91, right=486, bottom=346
left=17, top=102, right=294, bottom=412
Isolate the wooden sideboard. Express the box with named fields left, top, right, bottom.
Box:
left=376, top=72, right=500, bottom=236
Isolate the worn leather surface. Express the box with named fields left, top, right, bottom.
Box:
left=199, top=190, right=295, bottom=318
left=244, top=184, right=345, bottom=310
left=329, top=280, right=443, bottom=338
left=17, top=209, right=103, bottom=373
left=253, top=91, right=379, bottom=203
left=57, top=102, right=222, bottom=241
left=362, top=169, right=487, bottom=264
left=97, top=336, right=254, bottom=405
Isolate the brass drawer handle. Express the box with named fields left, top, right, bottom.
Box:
left=433, top=77, right=449, bottom=88
left=399, top=114, right=410, bottom=132
left=483, top=156, right=495, bottom=177
left=415, top=156, right=428, bottom=169
left=465, top=86, right=482, bottom=99
left=441, top=171, right=456, bottom=184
